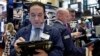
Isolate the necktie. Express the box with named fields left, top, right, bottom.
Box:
left=65, top=24, right=72, bottom=33
left=34, top=28, right=41, bottom=41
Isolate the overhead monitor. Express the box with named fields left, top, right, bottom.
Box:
left=70, top=3, right=78, bottom=11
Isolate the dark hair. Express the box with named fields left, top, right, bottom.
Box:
left=67, top=8, right=76, bottom=13
left=29, top=1, right=45, bottom=13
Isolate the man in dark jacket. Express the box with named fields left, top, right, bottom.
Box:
left=11, top=1, right=64, bottom=56
left=52, top=8, right=93, bottom=56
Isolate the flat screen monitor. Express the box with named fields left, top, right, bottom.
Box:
left=92, top=15, right=100, bottom=26
left=70, top=3, right=78, bottom=11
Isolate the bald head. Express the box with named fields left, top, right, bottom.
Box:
left=56, top=8, right=68, bottom=13
left=56, top=8, right=71, bottom=24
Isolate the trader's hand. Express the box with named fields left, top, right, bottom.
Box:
left=71, top=32, right=81, bottom=38
left=33, top=49, right=48, bottom=56
left=87, top=44, right=94, bottom=51
left=86, top=44, right=94, bottom=56
left=14, top=37, right=25, bottom=53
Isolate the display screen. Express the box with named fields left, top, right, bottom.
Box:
left=70, top=4, right=78, bottom=11
left=92, top=15, right=100, bottom=26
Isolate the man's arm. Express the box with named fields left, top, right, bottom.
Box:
left=62, top=28, right=86, bottom=56
left=48, top=28, right=64, bottom=56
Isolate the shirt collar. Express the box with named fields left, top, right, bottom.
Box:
left=55, top=20, right=64, bottom=25
left=32, top=24, right=44, bottom=30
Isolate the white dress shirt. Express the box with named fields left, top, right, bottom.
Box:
left=30, top=24, right=44, bottom=41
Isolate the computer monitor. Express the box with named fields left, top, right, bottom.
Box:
left=92, top=15, right=100, bottom=37
left=95, top=25, right=100, bottom=37
left=92, top=15, right=100, bottom=26
left=70, top=3, right=78, bottom=11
